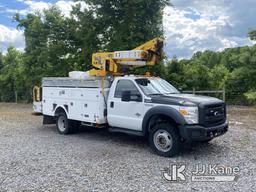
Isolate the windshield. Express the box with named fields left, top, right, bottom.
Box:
left=135, top=78, right=179, bottom=96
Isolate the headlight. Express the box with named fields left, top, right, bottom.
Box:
left=179, top=106, right=198, bottom=124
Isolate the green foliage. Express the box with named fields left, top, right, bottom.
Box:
left=165, top=44, right=256, bottom=105
left=3, top=0, right=168, bottom=102
left=183, top=62, right=211, bottom=90
left=74, top=0, right=169, bottom=74
left=80, top=0, right=169, bottom=50
left=16, top=7, right=80, bottom=82
left=249, top=30, right=256, bottom=41
left=244, top=91, right=256, bottom=105
left=209, top=64, right=229, bottom=88
left=0, top=1, right=255, bottom=105
left=166, top=56, right=186, bottom=89
left=0, top=47, right=24, bottom=101
left=0, top=52, right=4, bottom=70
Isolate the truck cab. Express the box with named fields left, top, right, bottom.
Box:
left=34, top=74, right=228, bottom=157
left=106, top=76, right=228, bottom=156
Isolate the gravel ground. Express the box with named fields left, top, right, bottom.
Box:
left=0, top=103, right=255, bottom=192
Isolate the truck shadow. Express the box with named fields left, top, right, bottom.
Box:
left=78, top=125, right=228, bottom=157
left=77, top=125, right=148, bottom=145
left=181, top=141, right=229, bottom=159
left=44, top=124, right=228, bottom=158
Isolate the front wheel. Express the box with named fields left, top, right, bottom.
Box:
left=149, top=123, right=181, bottom=157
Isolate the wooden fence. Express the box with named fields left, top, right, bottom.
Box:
left=182, top=87, right=226, bottom=101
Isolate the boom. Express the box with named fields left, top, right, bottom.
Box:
left=89, top=38, right=164, bottom=76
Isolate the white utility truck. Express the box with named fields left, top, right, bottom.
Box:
left=33, top=38, right=228, bottom=157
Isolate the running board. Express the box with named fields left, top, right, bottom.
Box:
left=81, top=122, right=106, bottom=128
left=108, top=127, right=144, bottom=136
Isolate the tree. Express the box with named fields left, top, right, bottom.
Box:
left=163, top=44, right=256, bottom=104
left=70, top=4, right=103, bottom=70
left=2, top=0, right=252, bottom=105
left=11, top=1, right=170, bottom=101
left=225, top=67, right=256, bottom=104
left=209, top=64, right=229, bottom=88
left=166, top=56, right=185, bottom=88
left=0, top=52, right=3, bottom=70
left=249, top=30, right=256, bottom=41
left=0, top=46, right=24, bottom=101
left=76, top=0, right=170, bottom=75
left=183, top=61, right=211, bottom=90
left=15, top=7, right=83, bottom=98
left=79, top=0, right=170, bottom=50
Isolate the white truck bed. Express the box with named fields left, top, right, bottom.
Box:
left=41, top=77, right=110, bottom=124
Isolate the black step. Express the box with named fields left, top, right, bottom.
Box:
left=108, top=127, right=144, bottom=136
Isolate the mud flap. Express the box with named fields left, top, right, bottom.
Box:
left=43, top=115, right=56, bottom=124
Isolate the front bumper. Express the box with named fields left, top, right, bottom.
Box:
left=179, top=122, right=228, bottom=141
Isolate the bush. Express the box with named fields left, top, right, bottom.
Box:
left=244, top=91, right=256, bottom=105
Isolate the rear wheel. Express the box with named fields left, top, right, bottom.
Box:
left=56, top=112, right=79, bottom=134
left=149, top=123, right=181, bottom=157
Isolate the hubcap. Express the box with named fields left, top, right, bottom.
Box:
left=58, top=116, right=66, bottom=132
left=153, top=129, right=173, bottom=152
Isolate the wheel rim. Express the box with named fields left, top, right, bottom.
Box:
left=58, top=116, right=66, bottom=132
left=153, top=129, right=173, bottom=152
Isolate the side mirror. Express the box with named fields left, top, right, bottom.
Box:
left=121, top=91, right=142, bottom=102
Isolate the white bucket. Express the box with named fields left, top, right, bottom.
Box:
left=69, top=71, right=90, bottom=79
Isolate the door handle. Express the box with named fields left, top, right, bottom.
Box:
left=110, top=101, right=114, bottom=108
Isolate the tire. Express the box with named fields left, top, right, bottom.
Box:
left=149, top=123, right=181, bottom=157
left=56, top=112, right=79, bottom=134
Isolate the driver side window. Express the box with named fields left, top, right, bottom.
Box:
left=114, top=80, right=141, bottom=98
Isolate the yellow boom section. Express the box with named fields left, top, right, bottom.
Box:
left=133, top=37, right=164, bottom=66
left=89, top=37, right=164, bottom=76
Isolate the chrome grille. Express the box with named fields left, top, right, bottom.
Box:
left=202, top=103, right=226, bottom=127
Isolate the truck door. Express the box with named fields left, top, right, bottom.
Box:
left=107, top=79, right=144, bottom=131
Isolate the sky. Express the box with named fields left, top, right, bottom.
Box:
left=0, top=0, right=255, bottom=59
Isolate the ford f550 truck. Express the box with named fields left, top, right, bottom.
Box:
left=33, top=75, right=228, bottom=157
left=33, top=38, right=228, bottom=157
